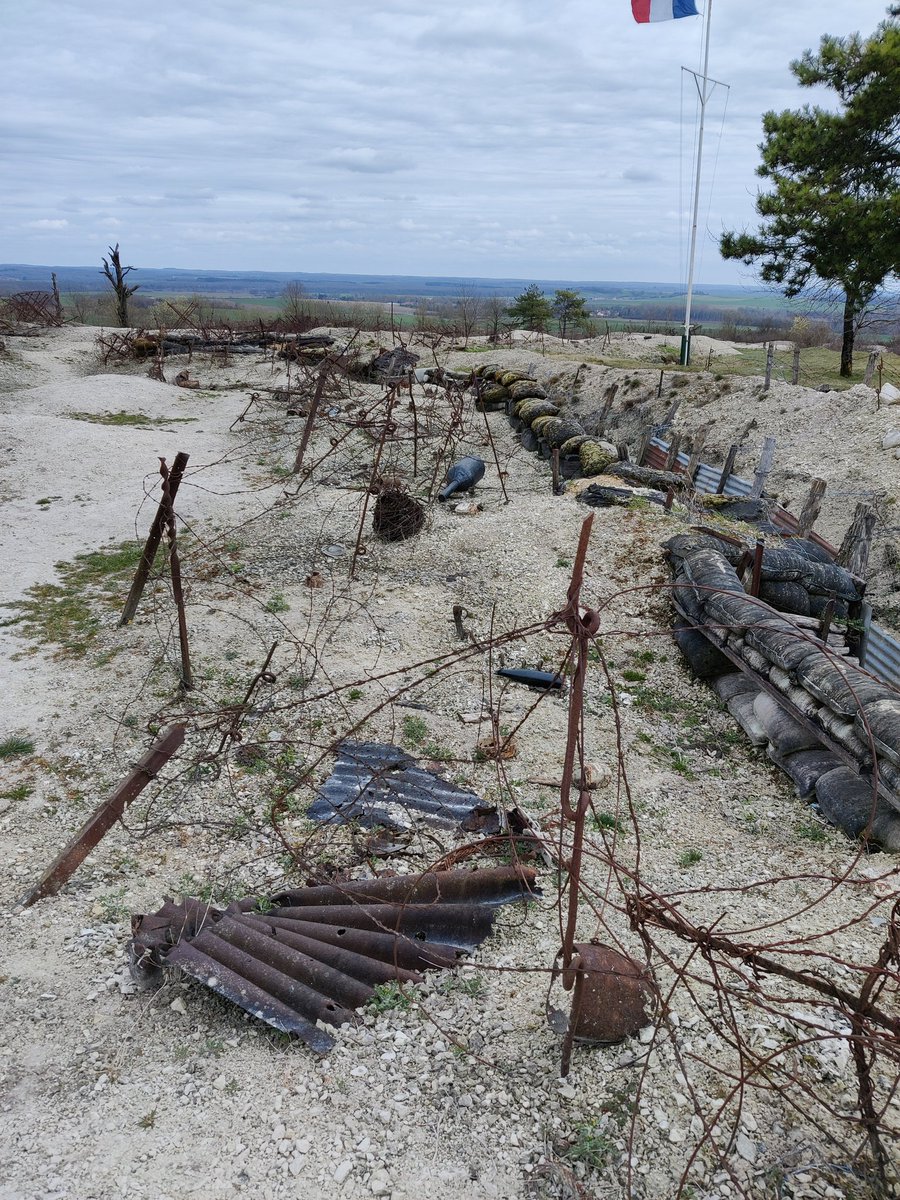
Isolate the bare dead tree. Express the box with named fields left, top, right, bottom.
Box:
left=101, top=243, right=139, bottom=327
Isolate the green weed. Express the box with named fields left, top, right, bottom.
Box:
left=368, top=981, right=413, bottom=1014
left=679, top=848, right=703, bottom=868
left=401, top=714, right=428, bottom=748
left=0, top=734, right=35, bottom=759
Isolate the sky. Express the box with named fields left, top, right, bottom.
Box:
left=0, top=0, right=893, bottom=285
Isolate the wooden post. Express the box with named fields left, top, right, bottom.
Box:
left=792, top=347, right=800, bottom=385
left=716, top=443, right=739, bottom=495
left=637, top=426, right=653, bottom=467
left=864, top=350, right=881, bottom=387
left=597, top=383, right=618, bottom=431
left=685, top=428, right=707, bottom=483
left=665, top=434, right=683, bottom=473
left=749, top=436, right=776, bottom=499
left=616, top=442, right=630, bottom=463
left=797, top=478, right=826, bottom=538
left=551, top=448, right=561, bottom=494
left=20, top=724, right=186, bottom=907
left=120, top=451, right=189, bottom=626
left=838, top=503, right=877, bottom=578
left=764, top=342, right=775, bottom=391
left=292, top=367, right=327, bottom=475
left=657, top=370, right=664, bottom=398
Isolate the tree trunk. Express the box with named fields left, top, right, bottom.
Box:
left=840, top=296, right=855, bottom=378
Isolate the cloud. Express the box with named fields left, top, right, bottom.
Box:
left=323, top=147, right=405, bottom=174
left=26, top=218, right=68, bottom=230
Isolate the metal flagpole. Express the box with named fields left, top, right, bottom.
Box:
left=680, top=0, right=713, bottom=367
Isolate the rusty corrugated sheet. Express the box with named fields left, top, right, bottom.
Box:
left=130, top=865, right=538, bottom=1052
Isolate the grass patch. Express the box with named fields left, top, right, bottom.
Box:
left=67, top=411, right=197, bottom=427
left=797, top=818, right=829, bottom=843
left=678, top=847, right=703, bottom=868
left=401, top=714, right=428, bottom=748
left=4, top=541, right=144, bottom=659
left=368, top=981, right=414, bottom=1014
left=0, top=735, right=35, bottom=760
left=593, top=810, right=626, bottom=834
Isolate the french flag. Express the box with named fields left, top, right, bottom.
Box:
left=632, top=0, right=699, bottom=21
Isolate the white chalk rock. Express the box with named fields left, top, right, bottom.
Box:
left=879, top=381, right=900, bottom=405
left=882, top=429, right=900, bottom=450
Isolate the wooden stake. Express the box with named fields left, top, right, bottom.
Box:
left=750, top=538, right=764, bottom=597
left=749, top=436, right=776, bottom=499
left=161, top=462, right=193, bottom=691
left=551, top=448, right=561, bottom=494
left=797, top=478, right=826, bottom=538
left=838, top=503, right=877, bottom=579
left=764, top=342, right=775, bottom=391
left=120, top=451, right=189, bottom=626
left=20, top=724, right=186, bottom=907
left=864, top=350, right=881, bottom=387
left=685, top=428, right=707, bottom=483
left=665, top=434, right=683, bottom=473
left=716, top=443, right=739, bottom=494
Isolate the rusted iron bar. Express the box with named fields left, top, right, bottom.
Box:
left=21, top=724, right=186, bottom=907
left=291, top=366, right=328, bottom=475
left=215, top=642, right=278, bottom=755
left=556, top=515, right=599, bottom=975
left=270, top=865, right=537, bottom=909
left=161, top=461, right=193, bottom=691
left=749, top=538, right=765, bottom=597
left=452, top=604, right=467, bottom=640
left=249, top=915, right=463, bottom=970
left=818, top=598, right=836, bottom=644
left=480, top=400, right=509, bottom=503
left=119, top=452, right=189, bottom=626
left=351, top=386, right=398, bottom=579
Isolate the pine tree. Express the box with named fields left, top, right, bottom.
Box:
left=507, top=285, right=553, bottom=332
left=720, top=9, right=899, bottom=377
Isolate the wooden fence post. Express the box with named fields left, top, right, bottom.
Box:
left=665, top=434, right=683, bottom=472
left=792, top=347, right=800, bottom=385
left=749, top=436, right=776, bottom=499
left=864, top=350, right=881, bottom=388
left=797, top=478, right=827, bottom=538
left=838, top=503, right=877, bottom=578
left=717, top=443, right=739, bottom=495
left=764, top=342, right=775, bottom=391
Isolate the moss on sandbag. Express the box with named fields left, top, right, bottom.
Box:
left=499, top=370, right=531, bottom=387
left=530, top=415, right=557, bottom=439
left=559, top=434, right=592, bottom=456
left=579, top=440, right=618, bottom=476
left=516, top=399, right=559, bottom=423
left=540, top=418, right=585, bottom=449
left=480, top=383, right=510, bottom=404
left=508, top=379, right=546, bottom=402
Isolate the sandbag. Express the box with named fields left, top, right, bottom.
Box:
left=741, top=645, right=771, bottom=674
left=712, top=672, right=759, bottom=702
left=767, top=747, right=844, bottom=800
left=809, top=594, right=849, bottom=620
left=815, top=767, right=900, bottom=850
left=753, top=693, right=822, bottom=755
left=759, top=548, right=809, bottom=583
left=664, top=534, right=744, bottom=568
left=796, top=658, right=893, bottom=717
left=759, top=581, right=811, bottom=617
left=508, top=380, right=547, bottom=402
left=853, top=697, right=900, bottom=769
left=706, top=592, right=771, bottom=637
left=673, top=620, right=732, bottom=679
left=745, top=622, right=823, bottom=673
left=727, top=691, right=768, bottom=746
left=801, top=561, right=860, bottom=602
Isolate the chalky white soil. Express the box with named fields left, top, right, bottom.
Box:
left=0, top=326, right=898, bottom=1200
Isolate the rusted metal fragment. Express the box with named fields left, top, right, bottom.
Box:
left=166, top=941, right=336, bottom=1053
left=560, top=942, right=656, bottom=1073
left=21, top=724, right=186, bottom=908
left=130, top=866, right=535, bottom=1044
left=308, top=740, right=500, bottom=834
left=268, top=865, right=537, bottom=909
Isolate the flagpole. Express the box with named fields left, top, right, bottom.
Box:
left=680, top=0, right=713, bottom=367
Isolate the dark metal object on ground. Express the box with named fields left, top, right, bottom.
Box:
left=308, top=740, right=501, bottom=833
left=438, top=457, right=486, bottom=502
left=496, top=667, right=564, bottom=690
left=578, top=484, right=665, bottom=509
left=21, top=724, right=186, bottom=907
left=560, top=943, right=657, bottom=1073
left=372, top=490, right=425, bottom=541
left=129, top=865, right=537, bottom=1050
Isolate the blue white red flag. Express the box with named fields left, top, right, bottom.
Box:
left=632, top=0, right=699, bottom=22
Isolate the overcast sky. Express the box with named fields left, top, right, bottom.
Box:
left=0, top=1, right=892, bottom=285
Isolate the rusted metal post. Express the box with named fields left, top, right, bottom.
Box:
left=749, top=538, right=764, bottom=597
left=798, top=478, right=827, bottom=538
left=551, top=448, right=561, bottom=494
left=409, top=395, right=419, bottom=478
left=120, top=452, right=189, bottom=626
left=20, top=724, right=186, bottom=907
left=657, top=370, right=664, bottom=398
left=161, top=464, right=194, bottom=691
left=292, top=367, right=328, bottom=475
left=480, top=402, right=509, bottom=503
left=716, top=443, right=739, bottom=494
left=818, top=598, right=836, bottom=645
left=452, top=604, right=467, bottom=640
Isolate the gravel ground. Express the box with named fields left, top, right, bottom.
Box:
left=0, top=326, right=898, bottom=1200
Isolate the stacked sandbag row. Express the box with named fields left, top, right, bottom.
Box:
left=665, top=533, right=900, bottom=850
left=472, top=364, right=619, bottom=478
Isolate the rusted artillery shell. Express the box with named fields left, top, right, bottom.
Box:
left=562, top=943, right=655, bottom=1043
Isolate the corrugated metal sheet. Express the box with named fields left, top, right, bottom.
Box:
left=865, top=625, right=900, bottom=689
left=648, top=435, right=900, bottom=690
